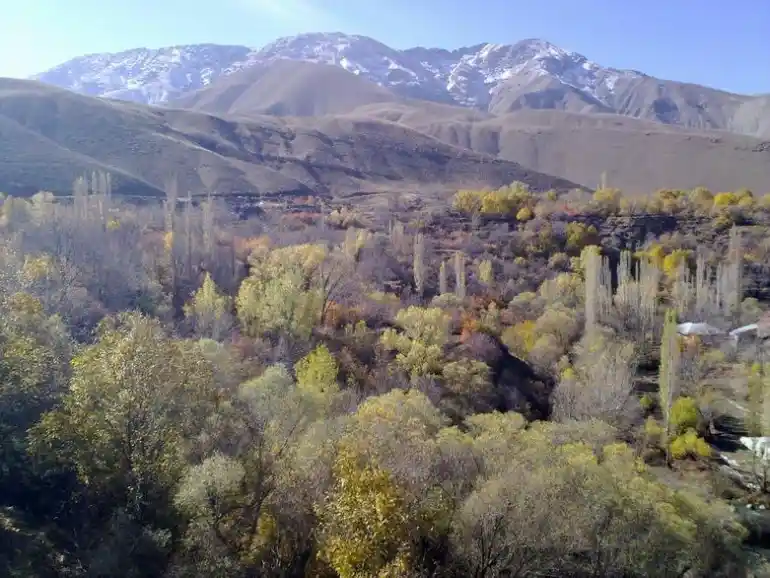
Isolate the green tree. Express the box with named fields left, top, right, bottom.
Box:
left=184, top=272, right=232, bottom=340
left=380, top=307, right=450, bottom=378
left=295, top=344, right=340, bottom=414
left=236, top=243, right=342, bottom=340
left=32, top=313, right=216, bottom=521
left=0, top=291, right=71, bottom=506
left=659, top=308, right=680, bottom=464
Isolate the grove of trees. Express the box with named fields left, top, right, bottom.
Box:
left=3, top=176, right=770, bottom=576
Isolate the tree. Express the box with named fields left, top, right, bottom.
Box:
left=613, top=250, right=659, bottom=349
left=658, top=308, right=680, bottom=464
left=294, top=344, right=340, bottom=414
left=451, top=427, right=745, bottom=577
left=722, top=226, right=742, bottom=321
left=581, top=245, right=611, bottom=336
left=477, top=259, right=493, bottom=287
left=31, top=313, right=217, bottom=525
left=565, top=222, right=598, bottom=253
left=438, top=260, right=448, bottom=295
left=316, top=448, right=413, bottom=578
left=454, top=252, right=466, bottom=300
left=236, top=243, right=345, bottom=340
left=591, top=187, right=622, bottom=214
left=173, top=362, right=335, bottom=575
left=551, top=331, right=637, bottom=423
left=441, top=358, right=495, bottom=418
left=0, top=290, right=72, bottom=508
left=413, top=231, right=426, bottom=298
left=515, top=206, right=533, bottom=222
left=184, top=272, right=232, bottom=340
left=380, top=307, right=450, bottom=378
left=452, top=190, right=483, bottom=215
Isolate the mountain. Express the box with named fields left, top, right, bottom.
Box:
left=21, top=35, right=770, bottom=194
left=32, top=44, right=260, bottom=104
left=165, top=58, right=770, bottom=194
left=366, top=107, right=770, bottom=194
left=0, top=77, right=578, bottom=198
left=33, top=33, right=770, bottom=138
left=171, top=59, right=404, bottom=118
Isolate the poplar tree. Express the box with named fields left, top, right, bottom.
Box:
left=413, top=232, right=425, bottom=298
left=454, top=251, right=466, bottom=300
left=439, top=260, right=448, bottom=295
left=659, top=308, right=680, bottom=465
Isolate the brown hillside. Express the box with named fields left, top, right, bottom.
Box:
left=730, top=95, right=770, bottom=138
left=169, top=60, right=404, bottom=118
left=350, top=106, right=770, bottom=193
left=0, top=78, right=580, bottom=197
left=488, top=74, right=614, bottom=116
left=165, top=61, right=770, bottom=194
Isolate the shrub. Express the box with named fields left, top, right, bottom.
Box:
left=501, top=320, right=537, bottom=357
left=640, top=394, right=655, bottom=413
left=669, top=429, right=711, bottom=460
left=453, top=189, right=483, bottom=214
left=713, top=192, right=739, bottom=208
left=669, top=396, right=699, bottom=436
left=662, top=249, right=691, bottom=277
left=516, top=207, right=533, bottom=222
left=644, top=417, right=664, bottom=446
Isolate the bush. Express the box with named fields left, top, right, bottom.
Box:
left=713, top=192, right=739, bottom=208
left=670, top=429, right=711, bottom=460
left=644, top=417, right=664, bottom=447
left=640, top=394, right=655, bottom=413
left=670, top=396, right=699, bottom=436
left=516, top=207, right=533, bottom=222
left=501, top=320, right=536, bottom=357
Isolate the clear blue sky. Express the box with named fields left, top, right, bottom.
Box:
left=2, top=0, right=768, bottom=94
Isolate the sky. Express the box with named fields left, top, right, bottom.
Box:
left=1, top=0, right=768, bottom=94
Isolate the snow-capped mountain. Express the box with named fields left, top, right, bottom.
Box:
left=32, top=44, right=261, bottom=104
left=32, top=33, right=645, bottom=110
left=34, top=32, right=768, bottom=136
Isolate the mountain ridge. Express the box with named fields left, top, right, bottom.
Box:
left=32, top=32, right=770, bottom=138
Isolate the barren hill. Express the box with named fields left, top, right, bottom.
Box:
left=158, top=59, right=770, bottom=194
left=373, top=108, right=770, bottom=193
left=171, top=60, right=405, bottom=118
left=0, top=78, right=579, bottom=198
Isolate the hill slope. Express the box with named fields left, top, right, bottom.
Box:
left=0, top=78, right=578, bottom=197
left=32, top=33, right=770, bottom=138
left=171, top=60, right=403, bottom=117
left=352, top=106, right=770, bottom=193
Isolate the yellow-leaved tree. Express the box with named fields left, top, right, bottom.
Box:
left=316, top=447, right=413, bottom=578
left=184, top=272, right=232, bottom=340
left=380, top=306, right=450, bottom=378
left=295, top=343, right=340, bottom=415
left=236, top=243, right=349, bottom=340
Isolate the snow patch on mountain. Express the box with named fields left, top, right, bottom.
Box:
left=32, top=33, right=646, bottom=109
